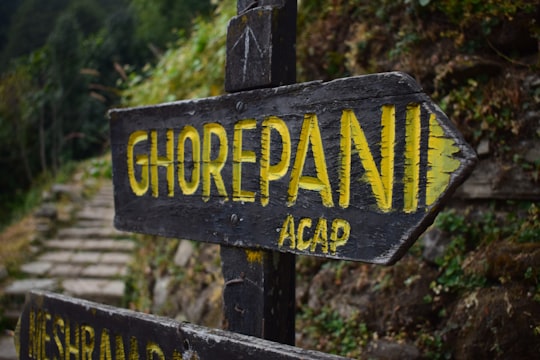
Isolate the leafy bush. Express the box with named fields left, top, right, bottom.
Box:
left=298, top=306, right=370, bottom=358
left=122, top=1, right=235, bottom=106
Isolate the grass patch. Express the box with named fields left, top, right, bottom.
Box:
left=0, top=215, right=35, bottom=272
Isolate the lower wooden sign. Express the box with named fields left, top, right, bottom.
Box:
left=16, top=291, right=348, bottom=360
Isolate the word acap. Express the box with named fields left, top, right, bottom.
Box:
left=126, top=105, right=459, bottom=212
left=278, top=215, right=350, bottom=255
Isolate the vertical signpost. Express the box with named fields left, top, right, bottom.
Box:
left=221, top=0, right=297, bottom=344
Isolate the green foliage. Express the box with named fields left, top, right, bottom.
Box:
left=388, top=32, right=420, bottom=60
left=510, top=203, right=540, bottom=244
left=431, top=203, right=540, bottom=295
left=83, top=157, right=113, bottom=180
left=66, top=0, right=107, bottom=36
left=0, top=0, right=222, bottom=230
left=297, top=0, right=360, bottom=81
left=0, top=65, right=37, bottom=189
left=427, top=0, right=536, bottom=28
left=123, top=1, right=235, bottom=106
left=417, top=332, right=450, bottom=360
left=0, top=0, right=128, bottom=67
left=0, top=0, right=70, bottom=65
left=431, top=235, right=487, bottom=293
left=0, top=0, right=23, bottom=53
left=436, top=209, right=495, bottom=244
left=122, top=235, right=162, bottom=311
left=48, top=12, right=83, bottom=91
left=437, top=76, right=529, bottom=157
left=0, top=0, right=139, bottom=223
left=298, top=307, right=370, bottom=357
left=0, top=160, right=80, bottom=230
left=416, top=0, right=539, bottom=55
left=129, top=0, right=215, bottom=51
left=0, top=185, right=41, bottom=232
left=298, top=0, right=538, bottom=82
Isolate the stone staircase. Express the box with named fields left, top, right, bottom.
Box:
left=0, top=182, right=134, bottom=360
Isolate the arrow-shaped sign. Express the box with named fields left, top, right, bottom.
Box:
left=109, top=72, right=477, bottom=265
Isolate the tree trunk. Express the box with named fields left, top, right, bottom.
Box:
left=39, top=107, right=48, bottom=173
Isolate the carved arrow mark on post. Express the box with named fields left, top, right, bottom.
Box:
left=231, top=25, right=266, bottom=83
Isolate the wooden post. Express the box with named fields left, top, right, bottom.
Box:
left=221, top=0, right=297, bottom=345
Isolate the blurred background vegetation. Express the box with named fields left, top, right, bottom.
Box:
left=0, top=0, right=217, bottom=227
left=1, top=0, right=539, bottom=358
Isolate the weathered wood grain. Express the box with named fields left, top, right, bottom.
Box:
left=226, top=1, right=296, bottom=91
left=221, top=246, right=296, bottom=343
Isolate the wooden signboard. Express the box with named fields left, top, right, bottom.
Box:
left=15, top=290, right=348, bottom=360
left=109, top=72, right=477, bottom=265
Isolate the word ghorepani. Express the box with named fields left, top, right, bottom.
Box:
left=27, top=309, right=182, bottom=360
left=126, top=105, right=459, bottom=213
left=125, top=105, right=460, bottom=256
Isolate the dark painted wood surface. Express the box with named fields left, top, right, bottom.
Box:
left=226, top=0, right=296, bottom=91
left=221, top=247, right=296, bottom=343
left=221, top=0, right=297, bottom=345
left=109, top=72, right=477, bottom=264
left=15, top=291, right=349, bottom=360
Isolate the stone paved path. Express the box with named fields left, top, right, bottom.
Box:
left=0, top=182, right=134, bottom=360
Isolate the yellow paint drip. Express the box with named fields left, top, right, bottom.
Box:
left=245, top=249, right=264, bottom=264
left=403, top=104, right=421, bottom=212
left=426, top=114, right=460, bottom=206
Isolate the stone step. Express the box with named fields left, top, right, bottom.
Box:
left=61, top=278, right=124, bottom=306
left=35, top=251, right=132, bottom=265
left=2, top=276, right=124, bottom=303
left=86, top=197, right=113, bottom=205
left=43, top=238, right=135, bottom=252
left=0, top=335, right=17, bottom=360
left=93, top=193, right=114, bottom=200
left=56, top=227, right=126, bottom=239
left=0, top=181, right=130, bottom=347
left=2, top=279, right=60, bottom=313
left=1, top=278, right=124, bottom=322
left=98, top=184, right=113, bottom=191
left=21, top=262, right=127, bottom=278
left=74, top=220, right=115, bottom=228
left=3, top=278, right=59, bottom=298
left=76, top=208, right=115, bottom=221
